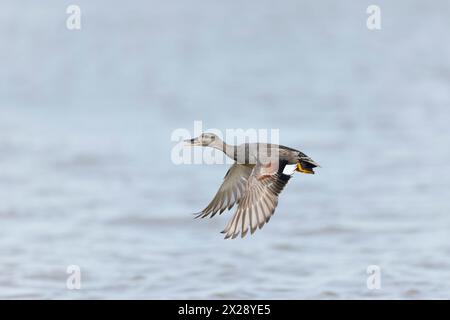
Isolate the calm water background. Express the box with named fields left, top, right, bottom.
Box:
left=1, top=1, right=450, bottom=299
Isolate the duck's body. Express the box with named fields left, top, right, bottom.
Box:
left=186, top=133, right=319, bottom=239
left=216, top=143, right=296, bottom=163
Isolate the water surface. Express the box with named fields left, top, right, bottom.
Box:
left=1, top=0, right=450, bottom=299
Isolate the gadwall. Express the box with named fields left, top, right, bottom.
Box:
left=185, top=133, right=319, bottom=239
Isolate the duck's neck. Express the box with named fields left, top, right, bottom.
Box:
left=211, top=139, right=236, bottom=161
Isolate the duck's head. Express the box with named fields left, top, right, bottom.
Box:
left=185, top=133, right=218, bottom=147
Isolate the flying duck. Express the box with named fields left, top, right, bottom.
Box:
left=185, top=133, right=319, bottom=239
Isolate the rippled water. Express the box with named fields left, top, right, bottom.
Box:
left=1, top=1, right=450, bottom=299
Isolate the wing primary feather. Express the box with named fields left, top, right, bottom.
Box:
left=219, top=161, right=292, bottom=238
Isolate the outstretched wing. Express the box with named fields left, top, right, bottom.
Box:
left=195, top=163, right=254, bottom=218
left=222, top=160, right=291, bottom=239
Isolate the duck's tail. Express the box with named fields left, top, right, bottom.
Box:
left=296, top=153, right=320, bottom=174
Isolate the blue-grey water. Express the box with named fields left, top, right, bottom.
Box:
left=1, top=0, right=450, bottom=299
